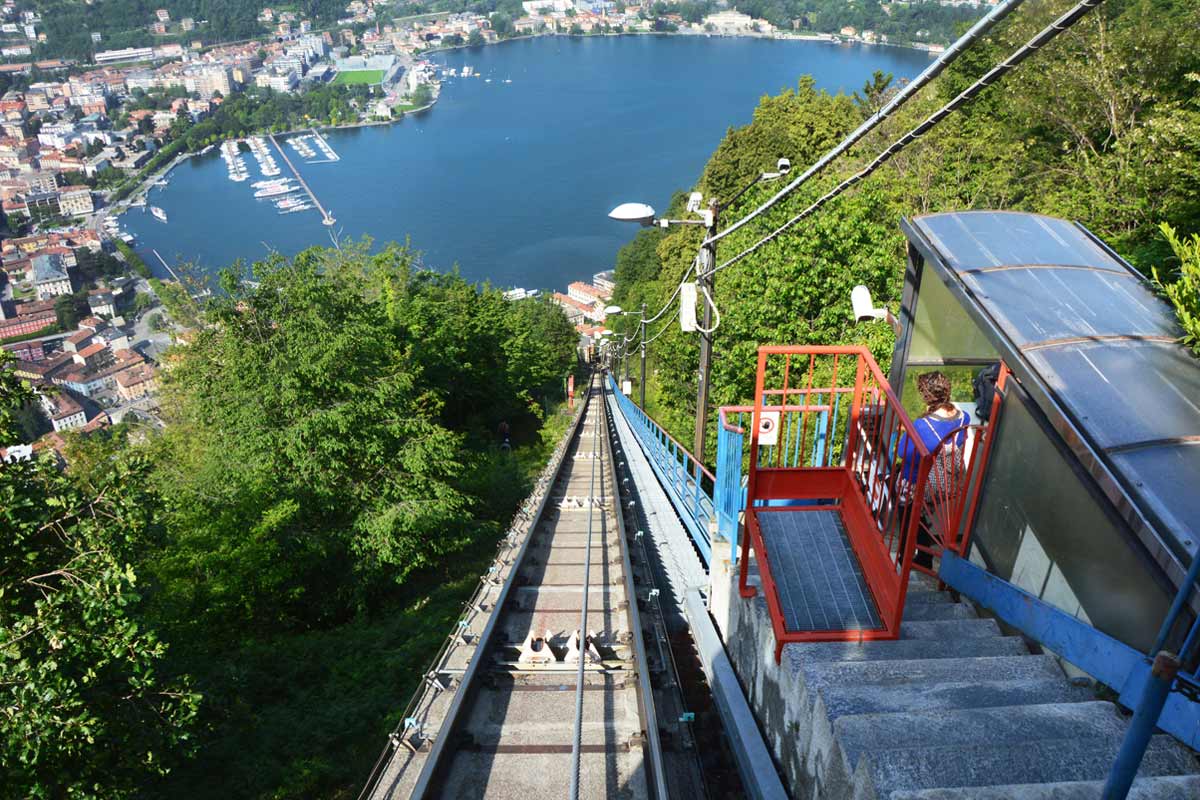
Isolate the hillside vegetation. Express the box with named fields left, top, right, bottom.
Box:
left=608, top=0, right=1200, bottom=449
left=0, top=242, right=581, bottom=799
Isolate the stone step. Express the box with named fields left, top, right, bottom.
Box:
left=782, top=636, right=1028, bottom=665
left=836, top=701, right=1127, bottom=767
left=889, top=775, right=1200, bottom=800
left=902, top=602, right=978, bottom=622
left=798, top=654, right=1064, bottom=695
left=904, top=590, right=953, bottom=606
left=900, top=619, right=1004, bottom=640
left=816, top=677, right=1095, bottom=720
left=859, top=735, right=1196, bottom=796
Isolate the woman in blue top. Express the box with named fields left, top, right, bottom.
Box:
left=898, top=371, right=970, bottom=567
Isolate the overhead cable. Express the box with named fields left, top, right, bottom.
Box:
left=703, top=0, right=1027, bottom=248
left=699, top=0, right=1106, bottom=280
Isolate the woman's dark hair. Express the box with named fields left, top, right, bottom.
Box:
left=917, top=371, right=956, bottom=415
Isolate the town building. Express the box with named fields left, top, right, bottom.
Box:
left=115, top=363, right=158, bottom=401
left=57, top=185, right=94, bottom=216
left=30, top=253, right=71, bottom=299
left=40, top=391, right=86, bottom=432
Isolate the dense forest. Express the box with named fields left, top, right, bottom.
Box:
left=606, top=0, right=1200, bottom=450
left=0, top=242, right=581, bottom=798
left=20, top=0, right=353, bottom=61
left=11, top=0, right=986, bottom=61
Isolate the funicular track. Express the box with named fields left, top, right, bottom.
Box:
left=363, top=373, right=667, bottom=800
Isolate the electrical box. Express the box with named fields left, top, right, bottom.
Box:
left=679, top=283, right=697, bottom=332
left=757, top=411, right=780, bottom=446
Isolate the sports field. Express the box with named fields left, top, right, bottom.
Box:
left=332, top=69, right=386, bottom=85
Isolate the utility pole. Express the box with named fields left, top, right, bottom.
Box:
left=693, top=201, right=718, bottom=464
left=639, top=302, right=647, bottom=408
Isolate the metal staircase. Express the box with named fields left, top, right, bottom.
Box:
left=729, top=566, right=1200, bottom=799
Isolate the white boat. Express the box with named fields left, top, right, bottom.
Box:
left=279, top=204, right=312, bottom=215
left=504, top=79, right=512, bottom=84
left=151, top=206, right=167, bottom=223
left=119, top=233, right=135, bottom=243
left=254, top=185, right=300, bottom=199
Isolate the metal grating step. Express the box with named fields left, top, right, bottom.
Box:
left=757, top=509, right=881, bottom=632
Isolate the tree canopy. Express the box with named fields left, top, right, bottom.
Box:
left=608, top=0, right=1200, bottom=453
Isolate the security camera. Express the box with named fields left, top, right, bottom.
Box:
left=777, top=157, right=791, bottom=175
left=851, top=285, right=882, bottom=322
left=851, top=284, right=903, bottom=335
left=686, top=192, right=703, bottom=214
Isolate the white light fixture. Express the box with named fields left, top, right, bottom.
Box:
left=608, top=202, right=656, bottom=226
left=604, top=305, right=622, bottom=314
left=851, top=285, right=902, bottom=335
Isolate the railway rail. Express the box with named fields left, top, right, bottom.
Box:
left=362, top=373, right=667, bottom=799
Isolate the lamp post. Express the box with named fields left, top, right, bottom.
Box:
left=604, top=304, right=648, bottom=408
left=609, top=158, right=791, bottom=464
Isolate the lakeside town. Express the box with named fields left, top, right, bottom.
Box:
left=0, top=0, right=992, bottom=458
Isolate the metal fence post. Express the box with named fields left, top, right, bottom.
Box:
left=1101, top=652, right=1181, bottom=800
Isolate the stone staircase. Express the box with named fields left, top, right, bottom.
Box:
left=726, top=570, right=1200, bottom=800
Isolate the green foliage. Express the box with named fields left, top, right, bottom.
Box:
left=53, top=291, right=88, bottom=329
left=0, top=360, right=199, bottom=799
left=737, top=0, right=984, bottom=45
left=1157, top=224, right=1200, bottom=354
left=115, top=240, right=152, bottom=279
left=410, top=82, right=434, bottom=107
left=611, top=0, right=1200, bottom=460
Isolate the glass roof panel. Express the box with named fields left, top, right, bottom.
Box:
left=908, top=211, right=1200, bottom=565
left=913, top=211, right=1125, bottom=271
left=959, top=267, right=1178, bottom=347
left=1027, top=341, right=1200, bottom=450
left=1109, top=445, right=1200, bottom=559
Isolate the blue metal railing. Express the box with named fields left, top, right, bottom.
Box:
left=714, top=403, right=845, bottom=563
left=607, top=375, right=714, bottom=566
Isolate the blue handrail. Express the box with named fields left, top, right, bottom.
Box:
left=607, top=375, right=713, bottom=566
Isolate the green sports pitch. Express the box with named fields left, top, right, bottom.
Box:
left=332, top=69, right=386, bottom=85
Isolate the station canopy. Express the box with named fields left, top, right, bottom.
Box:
left=909, top=211, right=1200, bottom=561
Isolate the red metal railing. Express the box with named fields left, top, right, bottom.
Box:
left=913, top=365, right=1007, bottom=578
left=738, top=346, right=933, bottom=657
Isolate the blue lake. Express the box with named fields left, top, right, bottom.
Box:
left=126, top=35, right=931, bottom=289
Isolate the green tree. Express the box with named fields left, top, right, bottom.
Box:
left=468, top=28, right=485, bottom=46
left=0, top=357, right=199, bottom=798
left=1157, top=224, right=1200, bottom=355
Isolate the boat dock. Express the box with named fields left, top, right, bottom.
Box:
left=268, top=133, right=336, bottom=226
left=151, top=249, right=182, bottom=282
left=310, top=128, right=340, bottom=162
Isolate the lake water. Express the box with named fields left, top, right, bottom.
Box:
left=126, top=36, right=931, bottom=289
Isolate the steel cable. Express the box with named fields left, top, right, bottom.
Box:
left=701, top=0, right=1027, bottom=249
left=699, top=0, right=1106, bottom=280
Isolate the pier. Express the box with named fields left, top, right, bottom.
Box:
left=268, top=133, right=336, bottom=226
left=309, top=128, right=340, bottom=162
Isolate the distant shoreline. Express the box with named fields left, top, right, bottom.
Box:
left=419, top=28, right=943, bottom=58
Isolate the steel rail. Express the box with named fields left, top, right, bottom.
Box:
left=569, top=376, right=600, bottom=800
left=397, top=375, right=595, bottom=800
left=601, top=377, right=671, bottom=800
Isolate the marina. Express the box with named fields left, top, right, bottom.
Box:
left=269, top=132, right=336, bottom=226
left=123, top=37, right=931, bottom=285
